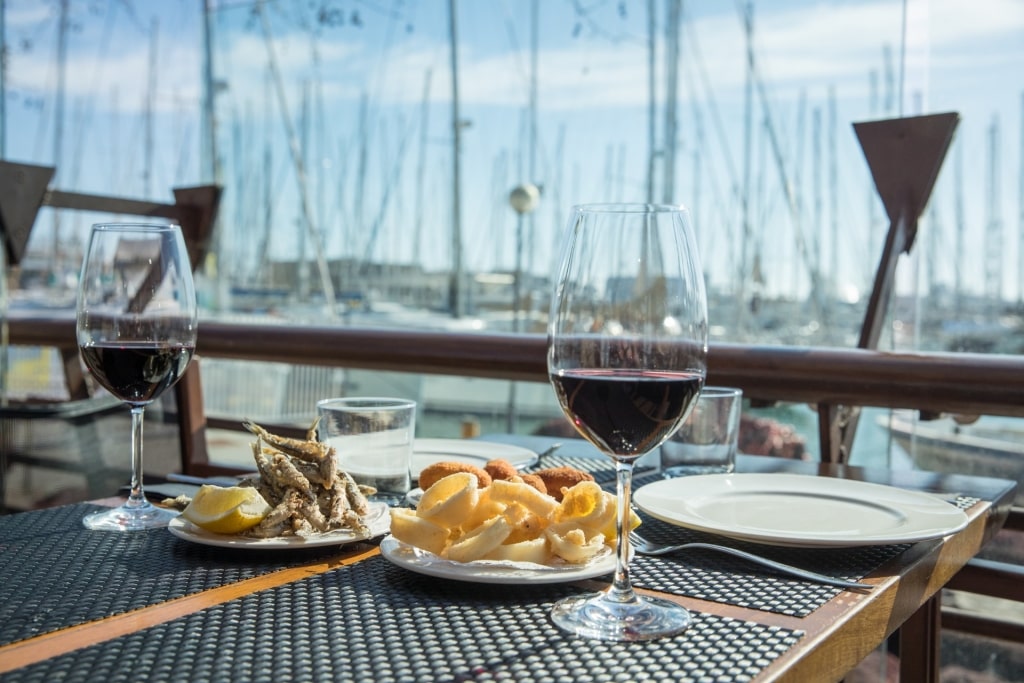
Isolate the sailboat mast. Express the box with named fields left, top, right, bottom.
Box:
left=984, top=115, right=1002, bottom=315
left=414, top=70, right=432, bottom=265
left=201, top=0, right=218, bottom=185
left=662, top=0, right=681, bottom=204
left=738, top=0, right=754, bottom=335
left=50, top=0, right=69, bottom=277
left=1018, top=91, right=1024, bottom=305
left=954, top=137, right=965, bottom=320
left=448, top=0, right=463, bottom=317
left=828, top=86, right=838, bottom=302
left=0, top=0, right=6, bottom=159
left=527, top=0, right=537, bottom=277
left=645, top=0, right=656, bottom=203
left=144, top=18, right=158, bottom=199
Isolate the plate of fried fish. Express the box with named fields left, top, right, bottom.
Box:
left=169, top=501, right=391, bottom=549
left=167, top=420, right=391, bottom=549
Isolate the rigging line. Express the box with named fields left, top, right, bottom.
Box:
left=358, top=112, right=415, bottom=269
left=567, top=0, right=643, bottom=45
left=898, top=0, right=907, bottom=117
left=502, top=0, right=555, bottom=198
left=115, top=0, right=149, bottom=34
left=366, top=0, right=403, bottom=101
left=681, top=12, right=741, bottom=205
left=695, top=106, right=738, bottom=285
left=500, top=2, right=530, bottom=86
left=256, top=0, right=338, bottom=316
left=65, top=0, right=120, bottom=200
left=732, top=0, right=824, bottom=309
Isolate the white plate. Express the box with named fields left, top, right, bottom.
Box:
left=412, top=439, right=538, bottom=478
left=379, top=535, right=617, bottom=584
left=167, top=501, right=391, bottom=549
left=633, top=473, right=968, bottom=547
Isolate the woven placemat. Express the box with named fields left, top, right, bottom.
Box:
left=0, top=503, right=352, bottom=647
left=1, top=557, right=804, bottom=683
left=525, top=453, right=619, bottom=482
left=567, top=468, right=978, bottom=617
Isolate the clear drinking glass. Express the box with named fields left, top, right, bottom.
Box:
left=76, top=223, right=197, bottom=530
left=547, top=203, right=708, bottom=640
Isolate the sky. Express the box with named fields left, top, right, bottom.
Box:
left=4, top=0, right=1024, bottom=310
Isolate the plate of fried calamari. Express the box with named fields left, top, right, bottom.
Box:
left=379, top=536, right=615, bottom=584
left=382, top=459, right=625, bottom=584
left=167, top=420, right=392, bottom=549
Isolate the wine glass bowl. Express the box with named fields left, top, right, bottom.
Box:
left=547, top=203, right=707, bottom=640
left=76, top=223, right=197, bottom=531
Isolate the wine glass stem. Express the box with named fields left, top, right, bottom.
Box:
left=126, top=405, right=148, bottom=509
left=608, top=459, right=638, bottom=603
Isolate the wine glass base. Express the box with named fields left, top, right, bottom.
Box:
left=550, top=590, right=691, bottom=641
left=83, top=502, right=178, bottom=531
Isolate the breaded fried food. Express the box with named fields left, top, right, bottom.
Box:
left=485, top=459, right=546, bottom=494
left=533, top=466, right=595, bottom=501
left=484, top=458, right=519, bottom=481
left=517, top=473, right=547, bottom=495
left=418, top=461, right=492, bottom=491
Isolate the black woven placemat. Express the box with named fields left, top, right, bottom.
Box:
left=540, top=465, right=980, bottom=618
left=525, top=453, right=620, bottom=482
left=0, top=503, right=355, bottom=647
left=1, top=556, right=804, bottom=683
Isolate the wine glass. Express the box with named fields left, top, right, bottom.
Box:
left=547, top=203, right=708, bottom=640
left=76, top=223, right=197, bottom=531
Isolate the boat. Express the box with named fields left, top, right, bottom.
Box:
left=880, top=412, right=1024, bottom=487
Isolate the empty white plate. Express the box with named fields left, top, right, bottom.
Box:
left=633, top=473, right=968, bottom=547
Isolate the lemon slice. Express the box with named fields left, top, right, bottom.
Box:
left=180, top=485, right=272, bottom=535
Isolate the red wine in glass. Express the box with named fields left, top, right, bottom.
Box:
left=77, top=223, right=198, bottom=531
left=79, top=342, right=194, bottom=406
left=547, top=203, right=707, bottom=641
left=550, top=368, right=703, bottom=460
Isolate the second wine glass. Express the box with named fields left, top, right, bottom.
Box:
left=547, top=203, right=708, bottom=640
left=76, top=223, right=197, bottom=531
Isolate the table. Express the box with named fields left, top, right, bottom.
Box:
left=0, top=445, right=1016, bottom=683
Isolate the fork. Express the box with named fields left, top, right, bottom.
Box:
left=628, top=532, right=873, bottom=591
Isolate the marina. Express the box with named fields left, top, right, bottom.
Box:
left=1, top=3, right=1023, bottom=678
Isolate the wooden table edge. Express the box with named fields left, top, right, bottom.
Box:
left=758, top=499, right=997, bottom=682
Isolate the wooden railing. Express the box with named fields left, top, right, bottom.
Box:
left=12, top=314, right=1024, bottom=418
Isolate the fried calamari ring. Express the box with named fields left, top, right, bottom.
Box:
left=533, top=466, right=595, bottom=502
left=418, top=461, right=492, bottom=491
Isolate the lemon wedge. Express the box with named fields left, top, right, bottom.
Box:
left=180, top=485, right=272, bottom=535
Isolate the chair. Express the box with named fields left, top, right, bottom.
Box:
left=0, top=161, right=219, bottom=510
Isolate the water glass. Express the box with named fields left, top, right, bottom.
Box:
left=661, top=387, right=742, bottom=477
left=317, top=397, right=416, bottom=497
